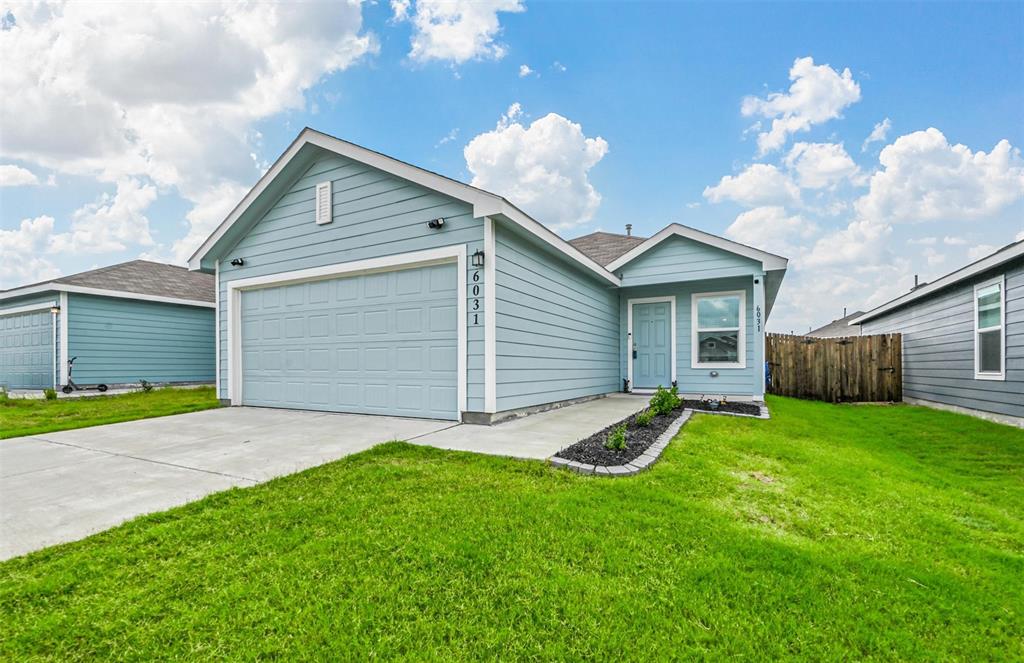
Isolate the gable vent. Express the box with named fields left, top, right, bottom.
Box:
left=315, top=181, right=332, bottom=225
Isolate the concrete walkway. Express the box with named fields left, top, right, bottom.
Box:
left=0, top=394, right=648, bottom=560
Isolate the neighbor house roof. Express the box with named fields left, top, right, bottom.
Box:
left=852, top=239, right=1024, bottom=325
left=807, top=311, right=864, bottom=338
left=568, top=231, right=647, bottom=266
left=0, top=260, right=215, bottom=307
left=605, top=223, right=788, bottom=273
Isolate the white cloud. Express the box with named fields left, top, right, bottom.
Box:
left=435, top=128, right=460, bottom=147
left=519, top=64, right=534, bottom=77
left=0, top=164, right=39, bottom=187
left=1017, top=230, right=1024, bottom=242
left=968, top=244, right=999, bottom=261
left=49, top=179, right=157, bottom=254
left=742, top=57, right=861, bottom=154
left=171, top=181, right=251, bottom=263
left=922, top=247, right=946, bottom=267
left=908, top=236, right=937, bottom=245
left=855, top=128, right=1024, bottom=224
left=1, top=1, right=376, bottom=262
left=862, top=118, right=891, bottom=152
left=0, top=215, right=61, bottom=288
left=784, top=142, right=861, bottom=189
left=396, top=0, right=524, bottom=64
left=942, top=236, right=967, bottom=246
left=552, top=61, right=566, bottom=72
left=803, top=217, right=893, bottom=268
left=703, top=163, right=800, bottom=207
left=724, top=206, right=817, bottom=258
left=464, top=103, right=608, bottom=230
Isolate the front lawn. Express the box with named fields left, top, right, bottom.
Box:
left=0, top=386, right=221, bottom=439
left=1, top=397, right=1021, bottom=659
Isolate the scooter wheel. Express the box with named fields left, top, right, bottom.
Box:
left=97, top=384, right=108, bottom=392
left=62, top=386, right=73, bottom=394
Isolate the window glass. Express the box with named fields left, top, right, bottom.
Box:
left=697, top=295, right=740, bottom=328
left=979, top=329, right=1002, bottom=373
left=977, top=283, right=1001, bottom=329
left=698, top=331, right=739, bottom=363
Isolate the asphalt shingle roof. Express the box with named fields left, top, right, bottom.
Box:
left=3, top=260, right=215, bottom=303
left=568, top=231, right=647, bottom=267
left=807, top=311, right=864, bottom=338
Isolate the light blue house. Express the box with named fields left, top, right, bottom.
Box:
left=189, top=128, right=788, bottom=423
left=0, top=261, right=215, bottom=391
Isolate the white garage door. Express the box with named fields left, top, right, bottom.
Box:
left=239, top=262, right=459, bottom=420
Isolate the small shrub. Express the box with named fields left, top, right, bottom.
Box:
left=43, top=388, right=57, bottom=400
left=604, top=423, right=627, bottom=451
left=649, top=385, right=680, bottom=415
left=0, top=388, right=8, bottom=404
left=140, top=379, right=154, bottom=393
left=635, top=408, right=655, bottom=427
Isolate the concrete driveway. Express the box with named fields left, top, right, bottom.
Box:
left=1, top=394, right=647, bottom=560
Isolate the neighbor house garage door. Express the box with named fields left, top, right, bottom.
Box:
left=0, top=308, right=54, bottom=390
left=240, top=263, right=459, bottom=420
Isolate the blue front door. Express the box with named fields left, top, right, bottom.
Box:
left=632, top=301, right=671, bottom=389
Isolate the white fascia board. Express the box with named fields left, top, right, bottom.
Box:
left=606, top=223, right=789, bottom=273
left=0, top=283, right=214, bottom=308
left=852, top=241, right=1024, bottom=325
left=0, top=300, right=57, bottom=316
left=187, top=127, right=621, bottom=287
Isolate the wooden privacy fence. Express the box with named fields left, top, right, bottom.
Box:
left=766, top=333, right=902, bottom=402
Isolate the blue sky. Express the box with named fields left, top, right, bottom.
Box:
left=1, top=1, right=1022, bottom=331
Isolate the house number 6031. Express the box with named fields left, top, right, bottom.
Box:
left=470, top=270, right=483, bottom=325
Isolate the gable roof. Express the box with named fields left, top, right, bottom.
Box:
left=187, top=127, right=620, bottom=286
left=852, top=239, right=1024, bottom=325
left=0, top=260, right=215, bottom=307
left=807, top=311, right=864, bottom=338
left=605, top=223, right=789, bottom=273
left=568, top=231, right=647, bottom=266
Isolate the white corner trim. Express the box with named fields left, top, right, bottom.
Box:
left=0, top=282, right=214, bottom=308
left=51, top=308, right=58, bottom=389
left=973, top=274, right=1006, bottom=381
left=59, top=291, right=69, bottom=385
left=225, top=245, right=468, bottom=417
left=626, top=296, right=677, bottom=391
left=214, top=260, right=221, bottom=398
left=606, top=223, right=789, bottom=273
left=691, top=289, right=747, bottom=370
left=0, top=300, right=57, bottom=316
left=484, top=217, right=497, bottom=413
left=853, top=241, right=1024, bottom=325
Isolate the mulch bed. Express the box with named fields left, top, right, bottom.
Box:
left=556, top=406, right=686, bottom=467
left=680, top=399, right=762, bottom=416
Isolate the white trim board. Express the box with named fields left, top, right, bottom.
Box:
left=973, top=274, right=1006, bottom=381
left=483, top=217, right=497, bottom=413
left=691, top=289, right=747, bottom=370
left=0, top=283, right=214, bottom=309
left=225, top=245, right=468, bottom=418
left=214, top=260, right=221, bottom=398
left=188, top=127, right=619, bottom=287
left=607, top=223, right=789, bottom=273
left=59, top=292, right=69, bottom=385
left=627, top=296, right=677, bottom=391
left=852, top=240, right=1024, bottom=325
left=0, top=301, right=57, bottom=316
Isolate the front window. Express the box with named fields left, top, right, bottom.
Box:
left=974, top=277, right=1004, bottom=379
left=693, top=291, right=746, bottom=367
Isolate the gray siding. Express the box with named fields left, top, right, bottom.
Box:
left=861, top=260, right=1023, bottom=419
left=494, top=223, right=620, bottom=411
left=67, top=294, right=215, bottom=384
left=617, top=235, right=762, bottom=287
left=620, top=276, right=760, bottom=397
left=218, top=152, right=485, bottom=410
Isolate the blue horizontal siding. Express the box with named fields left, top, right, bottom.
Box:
left=494, top=223, right=620, bottom=411
left=617, top=235, right=762, bottom=287
left=620, top=276, right=760, bottom=397
left=219, top=151, right=485, bottom=410
left=67, top=294, right=214, bottom=384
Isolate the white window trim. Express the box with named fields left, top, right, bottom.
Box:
left=626, top=296, right=677, bottom=391
left=691, top=290, right=747, bottom=369
left=973, top=274, right=1006, bottom=381
left=225, top=245, right=467, bottom=418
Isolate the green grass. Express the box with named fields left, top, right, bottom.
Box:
left=1, top=396, right=1021, bottom=660
left=0, top=386, right=221, bottom=439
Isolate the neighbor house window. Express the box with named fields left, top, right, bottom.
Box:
left=692, top=290, right=746, bottom=368
left=974, top=276, right=1005, bottom=380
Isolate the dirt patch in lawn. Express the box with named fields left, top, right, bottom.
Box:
left=555, top=406, right=686, bottom=466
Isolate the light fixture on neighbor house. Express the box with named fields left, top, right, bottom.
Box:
left=49, top=306, right=60, bottom=314
left=471, top=250, right=485, bottom=268
left=230, top=257, right=245, bottom=267
left=427, top=217, right=445, bottom=230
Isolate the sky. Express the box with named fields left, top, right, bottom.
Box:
left=1, top=0, right=1022, bottom=332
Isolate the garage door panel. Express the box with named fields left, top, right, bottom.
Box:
left=240, top=263, right=458, bottom=419
left=0, top=309, right=53, bottom=390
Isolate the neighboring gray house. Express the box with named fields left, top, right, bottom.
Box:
left=0, top=261, right=216, bottom=391
left=852, top=241, right=1023, bottom=427
left=807, top=310, right=864, bottom=338
left=189, top=128, right=788, bottom=423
